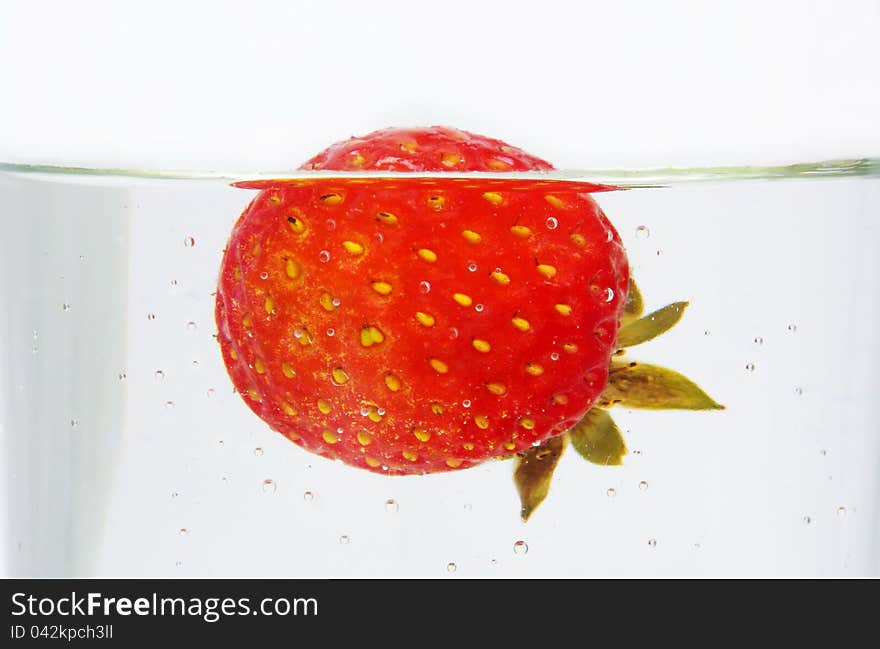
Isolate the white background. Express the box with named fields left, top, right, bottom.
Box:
left=1, top=0, right=879, bottom=170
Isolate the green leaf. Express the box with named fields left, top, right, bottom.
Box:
left=599, top=362, right=725, bottom=410
left=621, top=277, right=644, bottom=325
left=617, top=301, right=689, bottom=348
left=513, top=435, right=567, bottom=521
left=568, top=408, right=628, bottom=466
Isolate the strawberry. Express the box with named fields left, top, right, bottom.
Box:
left=216, top=126, right=722, bottom=518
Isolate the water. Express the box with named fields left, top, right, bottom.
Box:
left=1, top=161, right=879, bottom=577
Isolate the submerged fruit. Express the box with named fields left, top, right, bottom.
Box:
left=216, top=126, right=723, bottom=518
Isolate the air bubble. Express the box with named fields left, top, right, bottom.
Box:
left=836, top=506, right=847, bottom=518
left=118, top=372, right=127, bottom=381
left=184, top=236, right=195, bottom=248
left=171, top=491, right=180, bottom=499
left=165, top=401, right=174, bottom=409
left=254, top=447, right=264, bottom=457
left=339, top=534, right=350, bottom=545
left=61, top=303, right=71, bottom=311
left=513, top=540, right=528, bottom=555
left=753, top=336, right=763, bottom=345
left=318, top=250, right=331, bottom=263
left=787, top=324, right=798, bottom=333
left=175, top=561, right=183, bottom=568
left=638, top=480, right=649, bottom=491
left=186, top=321, right=197, bottom=331
left=819, top=449, right=827, bottom=456
left=70, top=419, right=78, bottom=428
left=385, top=499, right=399, bottom=513
left=635, top=225, right=650, bottom=239
left=704, top=330, right=710, bottom=336
left=463, top=503, right=473, bottom=511
left=545, top=217, right=558, bottom=230
left=803, top=516, right=812, bottom=525
left=606, top=488, right=616, bottom=497
left=745, top=362, right=755, bottom=372
left=179, top=528, right=188, bottom=536
left=467, top=261, right=478, bottom=272
left=795, top=387, right=803, bottom=396
left=446, top=562, right=457, bottom=573
left=647, top=538, right=657, bottom=549
left=206, top=388, right=215, bottom=398
left=170, top=279, right=178, bottom=287
left=148, top=313, right=157, bottom=321
left=303, top=491, right=314, bottom=501
left=262, top=479, right=276, bottom=494
left=418, top=280, right=431, bottom=294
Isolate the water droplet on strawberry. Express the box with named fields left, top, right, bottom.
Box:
left=467, top=260, right=478, bottom=272
left=259, top=271, right=268, bottom=280
left=603, top=288, right=615, bottom=302
left=462, top=400, right=471, bottom=408
left=376, top=407, right=386, bottom=416
left=474, top=304, right=485, bottom=313
left=318, top=250, right=331, bottom=263
left=545, top=217, right=558, bottom=230
left=325, top=219, right=336, bottom=231
left=418, top=280, right=431, bottom=294
left=448, top=327, right=459, bottom=340
left=550, top=352, right=560, bottom=361
left=331, top=297, right=341, bottom=307
left=326, top=328, right=335, bottom=337
left=513, top=540, right=528, bottom=555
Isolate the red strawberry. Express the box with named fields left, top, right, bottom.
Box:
left=215, top=126, right=629, bottom=476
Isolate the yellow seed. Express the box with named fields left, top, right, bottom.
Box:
left=511, top=316, right=531, bottom=331
left=319, top=193, right=343, bottom=205
left=510, top=225, right=533, bottom=239
left=417, top=248, right=438, bottom=263
left=555, top=304, right=572, bottom=316
left=487, top=158, right=511, bottom=170
left=242, top=314, right=253, bottom=328
left=472, top=339, right=491, bottom=353
left=360, top=325, right=385, bottom=347
left=490, top=270, right=510, bottom=285
left=287, top=210, right=306, bottom=234
left=247, top=387, right=261, bottom=402
left=453, top=293, right=473, bottom=307
left=526, top=363, right=544, bottom=376
left=282, top=402, right=296, bottom=416
left=482, top=191, right=503, bottom=205
left=536, top=264, right=557, bottom=279
left=429, top=358, right=449, bottom=374
left=269, top=193, right=281, bottom=204
left=322, top=430, right=340, bottom=444
left=365, top=456, right=381, bottom=468
left=399, top=141, right=418, bottom=153
left=475, top=415, right=489, bottom=429
left=287, top=430, right=301, bottom=440
left=446, top=458, right=463, bottom=468
left=384, top=373, right=401, bottom=392
left=441, top=152, right=461, bottom=167
left=545, top=194, right=565, bottom=209
left=367, top=408, right=382, bottom=423
left=254, top=358, right=266, bottom=374
left=285, top=258, right=300, bottom=280
left=402, top=450, right=418, bottom=462
left=297, top=329, right=313, bottom=346
left=357, top=431, right=372, bottom=446
left=350, top=153, right=365, bottom=166
left=504, top=442, right=516, bottom=451
left=264, top=296, right=276, bottom=315
left=461, top=229, right=482, bottom=244
left=377, top=211, right=398, bottom=225
left=463, top=442, right=475, bottom=451
left=234, top=266, right=241, bottom=281
left=427, top=195, right=446, bottom=209
left=415, top=311, right=435, bottom=327
left=570, top=233, right=587, bottom=247
left=371, top=281, right=392, bottom=296
left=563, top=343, right=578, bottom=354
left=251, top=243, right=261, bottom=257
left=317, top=399, right=332, bottom=414
left=486, top=382, right=507, bottom=396
left=319, top=292, right=335, bottom=311
left=229, top=348, right=238, bottom=360
left=342, top=240, right=364, bottom=256
left=331, top=367, right=349, bottom=385
left=430, top=403, right=445, bottom=415
left=520, top=417, right=536, bottom=430
left=552, top=393, right=569, bottom=405
left=281, top=362, right=295, bottom=379
left=413, top=428, right=431, bottom=442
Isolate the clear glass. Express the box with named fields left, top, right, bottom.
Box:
left=1, top=161, right=879, bottom=577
